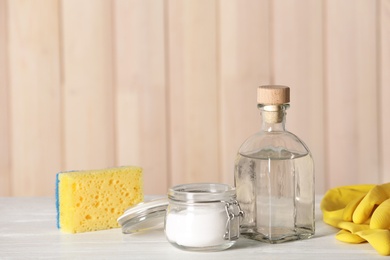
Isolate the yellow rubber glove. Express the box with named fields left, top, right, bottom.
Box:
left=356, top=229, right=390, bottom=256
left=321, top=183, right=390, bottom=256
left=321, top=184, right=373, bottom=226
left=353, top=183, right=390, bottom=224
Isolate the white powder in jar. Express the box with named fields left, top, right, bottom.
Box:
left=165, top=206, right=228, bottom=248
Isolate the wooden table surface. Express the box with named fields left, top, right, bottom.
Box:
left=0, top=196, right=383, bottom=259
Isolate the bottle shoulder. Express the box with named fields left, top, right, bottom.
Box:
left=238, top=130, right=311, bottom=158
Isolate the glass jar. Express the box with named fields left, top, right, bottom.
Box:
left=235, top=85, right=315, bottom=243
left=165, top=183, right=243, bottom=251
left=117, top=183, right=243, bottom=251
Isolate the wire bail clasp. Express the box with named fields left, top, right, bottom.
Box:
left=224, top=200, right=244, bottom=241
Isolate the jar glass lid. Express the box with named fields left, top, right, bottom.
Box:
left=117, top=198, right=168, bottom=234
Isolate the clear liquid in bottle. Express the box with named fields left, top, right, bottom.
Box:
left=235, top=148, right=314, bottom=243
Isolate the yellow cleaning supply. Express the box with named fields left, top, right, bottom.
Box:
left=321, top=183, right=390, bottom=256
left=56, top=166, right=143, bottom=233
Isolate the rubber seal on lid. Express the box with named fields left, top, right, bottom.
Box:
left=117, top=198, right=168, bottom=234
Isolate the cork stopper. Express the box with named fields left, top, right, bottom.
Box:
left=257, top=85, right=290, bottom=105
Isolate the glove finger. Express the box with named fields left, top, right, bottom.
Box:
left=342, top=194, right=365, bottom=222
left=356, top=229, right=390, bottom=256
left=336, top=229, right=366, bottom=243
left=353, top=184, right=390, bottom=224
left=370, top=198, right=390, bottom=229
left=379, top=183, right=390, bottom=197
left=338, top=221, right=370, bottom=233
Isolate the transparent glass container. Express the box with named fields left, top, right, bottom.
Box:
left=165, top=183, right=243, bottom=251
left=234, top=85, right=315, bottom=243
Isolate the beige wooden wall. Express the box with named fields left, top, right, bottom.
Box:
left=0, top=0, right=389, bottom=196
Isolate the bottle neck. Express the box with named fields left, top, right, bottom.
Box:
left=258, top=104, right=289, bottom=132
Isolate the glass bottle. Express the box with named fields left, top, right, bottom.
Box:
left=234, top=85, right=315, bottom=243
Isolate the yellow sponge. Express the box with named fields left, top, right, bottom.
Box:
left=56, top=166, right=143, bottom=233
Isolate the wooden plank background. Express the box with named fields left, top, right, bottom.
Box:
left=0, top=0, right=389, bottom=196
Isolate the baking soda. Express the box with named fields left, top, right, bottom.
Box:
left=165, top=207, right=227, bottom=248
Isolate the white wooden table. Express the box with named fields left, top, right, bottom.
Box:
left=0, top=196, right=383, bottom=259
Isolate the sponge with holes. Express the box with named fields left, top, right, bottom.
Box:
left=56, top=166, right=143, bottom=233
